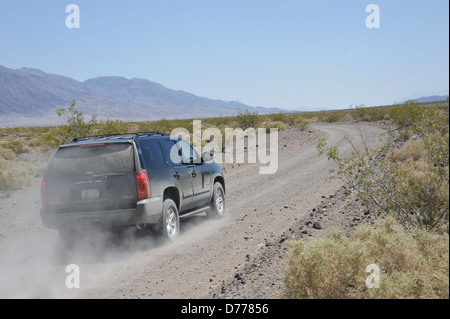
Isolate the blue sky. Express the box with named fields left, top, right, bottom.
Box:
left=0, top=0, right=448, bottom=110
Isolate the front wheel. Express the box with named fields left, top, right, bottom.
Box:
left=207, top=182, right=225, bottom=219
left=155, top=199, right=180, bottom=241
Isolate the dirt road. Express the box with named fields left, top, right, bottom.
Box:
left=0, top=122, right=384, bottom=298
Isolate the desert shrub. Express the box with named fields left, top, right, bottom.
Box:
left=135, top=121, right=155, bottom=132
left=55, top=100, right=96, bottom=137
left=283, top=113, right=304, bottom=125
left=398, top=128, right=413, bottom=142
left=4, top=140, right=25, bottom=155
left=391, top=139, right=427, bottom=162
left=96, top=118, right=128, bottom=135
left=39, top=100, right=96, bottom=148
left=318, top=110, right=349, bottom=123
left=294, top=117, right=309, bottom=131
left=283, top=217, right=449, bottom=299
left=0, top=147, right=16, bottom=160
left=203, top=116, right=236, bottom=128
left=283, top=229, right=365, bottom=299
left=296, top=102, right=443, bottom=125
left=0, top=158, right=36, bottom=196
left=234, top=109, right=262, bottom=130
left=148, top=119, right=178, bottom=134
left=39, top=100, right=130, bottom=148
left=353, top=105, right=387, bottom=122
left=300, top=112, right=317, bottom=121
left=268, top=113, right=287, bottom=123
left=265, top=121, right=287, bottom=132
left=317, top=109, right=449, bottom=231
left=387, top=101, right=427, bottom=128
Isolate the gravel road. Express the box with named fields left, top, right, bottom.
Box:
left=0, top=122, right=384, bottom=299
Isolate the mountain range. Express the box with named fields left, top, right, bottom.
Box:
left=1, top=65, right=448, bottom=127
left=0, top=65, right=282, bottom=127
left=406, top=95, right=449, bottom=103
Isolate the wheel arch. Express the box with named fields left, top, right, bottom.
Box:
left=163, top=186, right=180, bottom=210
left=213, top=175, right=225, bottom=193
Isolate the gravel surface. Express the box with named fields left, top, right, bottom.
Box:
left=212, top=185, right=385, bottom=299
left=0, top=122, right=385, bottom=298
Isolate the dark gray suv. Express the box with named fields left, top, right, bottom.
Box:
left=40, top=132, right=225, bottom=242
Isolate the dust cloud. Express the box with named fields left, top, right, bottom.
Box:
left=0, top=210, right=229, bottom=299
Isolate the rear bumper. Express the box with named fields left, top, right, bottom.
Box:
left=41, top=197, right=162, bottom=230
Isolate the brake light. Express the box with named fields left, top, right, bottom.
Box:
left=136, top=171, right=150, bottom=200
left=41, top=179, right=47, bottom=205
left=80, top=143, right=105, bottom=148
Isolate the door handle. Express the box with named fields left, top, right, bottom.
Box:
left=191, top=170, right=196, bottom=177
left=173, top=172, right=180, bottom=180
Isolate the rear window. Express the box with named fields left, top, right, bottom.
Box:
left=160, top=139, right=182, bottom=165
left=137, top=140, right=165, bottom=169
left=49, top=143, right=134, bottom=177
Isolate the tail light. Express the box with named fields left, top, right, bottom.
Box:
left=41, top=179, right=47, bottom=205
left=136, top=171, right=150, bottom=200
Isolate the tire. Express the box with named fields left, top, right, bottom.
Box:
left=154, top=199, right=180, bottom=242
left=207, top=182, right=225, bottom=219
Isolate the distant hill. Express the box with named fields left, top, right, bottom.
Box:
left=0, top=65, right=282, bottom=127
left=407, top=95, right=449, bottom=103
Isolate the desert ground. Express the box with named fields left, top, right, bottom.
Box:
left=0, top=122, right=385, bottom=298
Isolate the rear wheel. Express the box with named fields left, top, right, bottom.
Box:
left=207, top=182, right=225, bottom=219
left=155, top=199, right=180, bottom=241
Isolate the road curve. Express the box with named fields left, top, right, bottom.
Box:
left=0, top=122, right=384, bottom=298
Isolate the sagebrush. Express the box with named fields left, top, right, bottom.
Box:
left=317, top=107, right=449, bottom=231
left=282, top=217, right=449, bottom=299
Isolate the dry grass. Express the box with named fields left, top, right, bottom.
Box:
left=0, top=158, right=37, bottom=195
left=390, top=130, right=449, bottom=226
left=264, top=121, right=288, bottom=132
left=0, top=147, right=15, bottom=160
left=294, top=117, right=309, bottom=131
left=0, top=137, right=42, bottom=195
left=0, top=101, right=447, bottom=197
left=391, top=139, right=427, bottom=162
left=282, top=217, right=449, bottom=299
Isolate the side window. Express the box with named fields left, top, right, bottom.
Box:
left=137, top=140, right=165, bottom=169
left=178, top=139, right=200, bottom=164
left=161, top=139, right=182, bottom=165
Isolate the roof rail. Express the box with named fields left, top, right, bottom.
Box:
left=71, top=132, right=167, bottom=143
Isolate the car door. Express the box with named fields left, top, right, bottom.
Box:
left=177, top=139, right=211, bottom=208
left=160, top=139, right=193, bottom=211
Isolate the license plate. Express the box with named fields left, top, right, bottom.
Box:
left=81, top=188, right=100, bottom=200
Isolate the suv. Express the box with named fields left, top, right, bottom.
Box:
left=40, top=132, right=225, bottom=242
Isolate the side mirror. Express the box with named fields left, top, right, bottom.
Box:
left=201, top=151, right=214, bottom=163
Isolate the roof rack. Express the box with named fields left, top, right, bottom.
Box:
left=71, top=132, right=167, bottom=143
